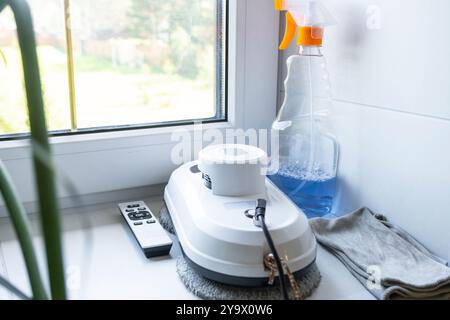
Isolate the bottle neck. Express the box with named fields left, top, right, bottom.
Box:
left=299, top=46, right=323, bottom=57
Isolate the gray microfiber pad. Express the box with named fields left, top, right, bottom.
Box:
left=310, top=207, right=450, bottom=300
left=176, top=255, right=321, bottom=300
left=157, top=205, right=176, bottom=235
left=157, top=204, right=321, bottom=300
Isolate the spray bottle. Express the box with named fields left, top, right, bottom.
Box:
left=269, top=0, right=339, bottom=218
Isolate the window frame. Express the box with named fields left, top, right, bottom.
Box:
left=0, top=0, right=229, bottom=141
left=0, top=0, right=280, bottom=212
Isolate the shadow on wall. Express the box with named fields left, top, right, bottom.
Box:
left=325, top=0, right=369, bottom=66
left=334, top=178, right=360, bottom=216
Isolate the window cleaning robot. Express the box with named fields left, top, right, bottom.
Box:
left=164, top=144, right=318, bottom=299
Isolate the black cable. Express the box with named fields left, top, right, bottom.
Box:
left=254, top=199, right=289, bottom=300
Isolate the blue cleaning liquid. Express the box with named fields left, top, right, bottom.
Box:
left=269, top=167, right=337, bottom=219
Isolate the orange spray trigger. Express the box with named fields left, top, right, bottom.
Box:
left=274, top=0, right=285, bottom=10
left=279, top=12, right=297, bottom=50
left=275, top=1, right=337, bottom=50
left=275, top=0, right=296, bottom=50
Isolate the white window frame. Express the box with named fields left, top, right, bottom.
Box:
left=0, top=0, right=280, bottom=210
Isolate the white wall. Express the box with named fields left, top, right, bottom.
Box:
left=279, top=0, right=450, bottom=260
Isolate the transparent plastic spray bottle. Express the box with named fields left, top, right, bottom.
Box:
left=269, top=0, right=339, bottom=218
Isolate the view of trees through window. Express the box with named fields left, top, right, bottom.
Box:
left=0, top=0, right=225, bottom=135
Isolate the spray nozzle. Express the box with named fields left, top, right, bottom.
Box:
left=275, top=0, right=336, bottom=50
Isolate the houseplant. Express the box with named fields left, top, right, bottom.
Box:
left=0, top=0, right=66, bottom=299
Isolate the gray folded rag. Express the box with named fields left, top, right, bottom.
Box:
left=310, top=207, right=450, bottom=300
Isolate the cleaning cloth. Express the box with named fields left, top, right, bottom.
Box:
left=310, top=207, right=450, bottom=300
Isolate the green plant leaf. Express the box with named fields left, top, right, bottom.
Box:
left=0, top=48, right=6, bottom=66
left=5, top=0, right=66, bottom=300
left=0, top=273, right=31, bottom=300
left=0, top=160, right=48, bottom=300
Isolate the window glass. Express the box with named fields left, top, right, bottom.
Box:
left=0, top=0, right=226, bottom=137
left=0, top=1, right=71, bottom=135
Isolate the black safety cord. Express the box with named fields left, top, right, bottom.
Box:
left=253, top=199, right=289, bottom=300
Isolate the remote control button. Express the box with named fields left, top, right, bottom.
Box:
left=125, top=209, right=135, bottom=212
left=128, top=213, right=144, bottom=220
left=138, top=208, right=146, bottom=211
left=137, top=211, right=152, bottom=218
left=147, top=220, right=156, bottom=224
left=128, top=211, right=152, bottom=220
left=134, top=222, right=143, bottom=225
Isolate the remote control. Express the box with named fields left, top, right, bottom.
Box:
left=118, top=201, right=172, bottom=258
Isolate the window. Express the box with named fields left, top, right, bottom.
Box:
left=0, top=0, right=227, bottom=138
left=0, top=0, right=279, bottom=207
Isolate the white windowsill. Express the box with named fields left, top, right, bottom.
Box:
left=0, top=195, right=374, bottom=300
left=0, top=120, right=234, bottom=158
left=0, top=120, right=234, bottom=147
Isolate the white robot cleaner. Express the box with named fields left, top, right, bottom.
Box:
left=163, top=144, right=320, bottom=300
